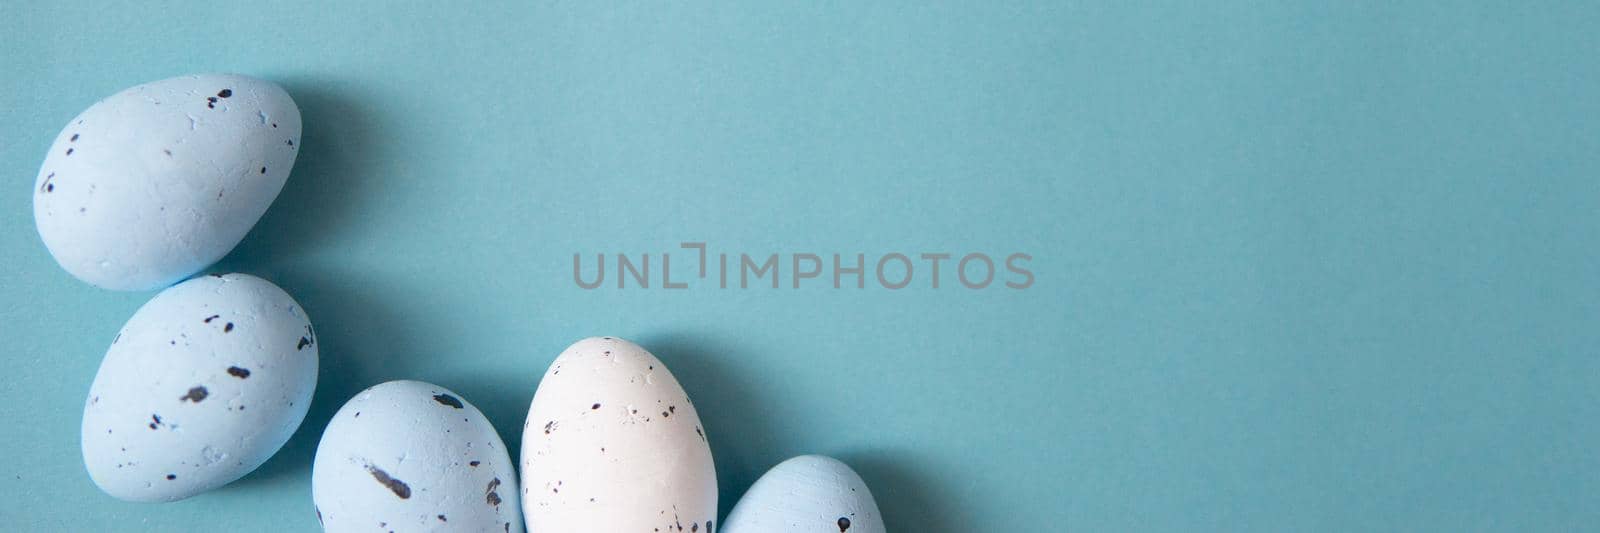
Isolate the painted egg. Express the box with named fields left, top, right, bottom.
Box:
left=33, top=73, right=301, bottom=291
left=313, top=380, right=524, bottom=533
left=80, top=273, right=318, bottom=502
left=722, top=455, right=886, bottom=533
left=521, top=337, right=716, bottom=532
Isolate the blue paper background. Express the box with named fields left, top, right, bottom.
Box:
left=3, top=2, right=1598, bottom=531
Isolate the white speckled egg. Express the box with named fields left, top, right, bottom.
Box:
left=313, top=380, right=524, bottom=533
left=521, top=337, right=716, bottom=532
left=33, top=73, right=301, bottom=291
left=81, top=273, right=318, bottom=502
left=722, top=455, right=886, bottom=533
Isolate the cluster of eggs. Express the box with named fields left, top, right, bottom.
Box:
left=38, top=74, right=886, bottom=532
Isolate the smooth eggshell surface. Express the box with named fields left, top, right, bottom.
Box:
left=722, top=455, right=886, bottom=533
left=81, top=273, right=318, bottom=502
left=521, top=337, right=717, bottom=532
left=34, top=73, right=301, bottom=291
left=313, top=380, right=524, bottom=533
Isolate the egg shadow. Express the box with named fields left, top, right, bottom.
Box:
left=436, top=368, right=538, bottom=461
left=222, top=266, right=425, bottom=492
left=835, top=450, right=980, bottom=533
left=205, top=76, right=405, bottom=493
left=640, top=332, right=794, bottom=521
left=216, top=76, right=389, bottom=269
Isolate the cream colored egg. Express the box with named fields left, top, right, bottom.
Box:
left=521, top=337, right=717, bottom=532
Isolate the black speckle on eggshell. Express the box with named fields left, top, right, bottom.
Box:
left=432, top=394, right=464, bottom=409
left=365, top=465, right=411, bottom=499
left=179, top=386, right=208, bottom=403
left=485, top=477, right=502, bottom=507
